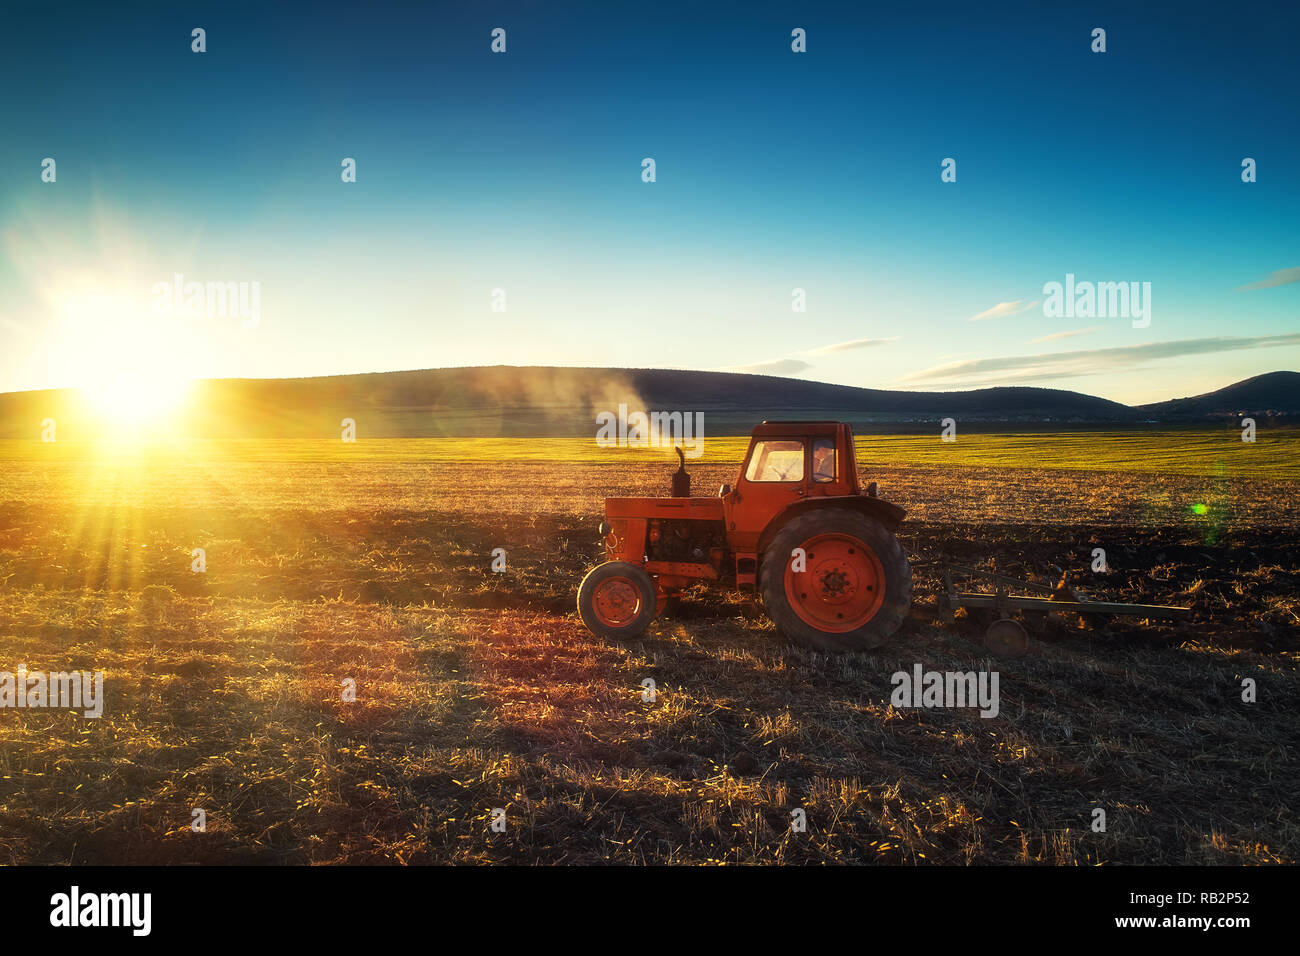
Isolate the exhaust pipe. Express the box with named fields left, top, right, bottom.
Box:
left=671, top=446, right=690, bottom=497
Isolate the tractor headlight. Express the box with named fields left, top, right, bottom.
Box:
left=598, top=520, right=611, bottom=537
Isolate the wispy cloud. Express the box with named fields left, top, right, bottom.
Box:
left=725, top=335, right=899, bottom=376
left=969, top=299, right=1039, bottom=322
left=1029, top=326, right=1100, bottom=344
left=798, top=336, right=900, bottom=356
left=900, top=333, right=1300, bottom=386
left=724, top=358, right=814, bottom=377
left=1237, top=266, right=1300, bottom=291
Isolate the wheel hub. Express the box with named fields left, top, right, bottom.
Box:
left=818, top=567, right=852, bottom=599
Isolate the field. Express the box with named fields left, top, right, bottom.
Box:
left=0, top=432, right=1296, bottom=865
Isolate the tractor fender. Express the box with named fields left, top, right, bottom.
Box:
left=756, top=495, right=906, bottom=558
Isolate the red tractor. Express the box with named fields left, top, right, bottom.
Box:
left=577, top=421, right=912, bottom=651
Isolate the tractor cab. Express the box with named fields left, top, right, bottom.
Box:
left=739, top=421, right=861, bottom=490
left=723, top=421, right=860, bottom=548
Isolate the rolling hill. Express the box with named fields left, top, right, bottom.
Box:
left=1138, top=371, right=1300, bottom=419
left=0, top=366, right=1294, bottom=439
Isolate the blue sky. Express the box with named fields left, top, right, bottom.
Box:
left=2, top=0, right=1297, bottom=405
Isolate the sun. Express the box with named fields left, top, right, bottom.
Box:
left=80, top=370, right=194, bottom=426
left=50, top=285, right=199, bottom=431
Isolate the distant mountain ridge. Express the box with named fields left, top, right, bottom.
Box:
left=0, top=366, right=1295, bottom=439
left=1137, top=371, right=1300, bottom=419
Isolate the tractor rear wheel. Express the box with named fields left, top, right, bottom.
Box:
left=759, top=509, right=911, bottom=652
left=577, top=561, right=657, bottom=639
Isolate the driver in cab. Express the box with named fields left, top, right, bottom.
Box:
left=812, top=440, right=835, bottom=482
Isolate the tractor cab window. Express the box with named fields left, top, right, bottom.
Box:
left=811, top=438, right=835, bottom=482
left=745, top=440, right=805, bottom=482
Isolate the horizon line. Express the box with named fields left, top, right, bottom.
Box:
left=1, top=364, right=1295, bottom=408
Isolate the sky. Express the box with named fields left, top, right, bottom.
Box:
left=1, top=0, right=1297, bottom=406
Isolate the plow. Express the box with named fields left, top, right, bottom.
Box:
left=937, top=563, right=1191, bottom=657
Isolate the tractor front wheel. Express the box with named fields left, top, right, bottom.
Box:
left=577, top=561, right=657, bottom=640
left=759, top=509, right=911, bottom=652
